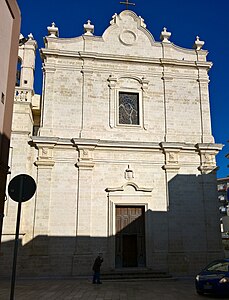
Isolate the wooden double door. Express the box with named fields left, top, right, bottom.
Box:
left=115, top=206, right=146, bottom=268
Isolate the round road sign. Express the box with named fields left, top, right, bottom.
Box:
left=8, top=174, right=36, bottom=202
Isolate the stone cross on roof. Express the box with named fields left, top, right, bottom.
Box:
left=120, top=0, right=135, bottom=10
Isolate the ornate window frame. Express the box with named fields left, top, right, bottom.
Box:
left=108, top=75, right=149, bottom=129
left=116, top=89, right=142, bottom=128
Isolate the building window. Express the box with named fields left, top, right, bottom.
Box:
left=16, top=58, right=22, bottom=87
left=119, top=92, right=139, bottom=125
left=1, top=92, right=5, bottom=104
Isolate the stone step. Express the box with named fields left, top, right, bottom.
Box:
left=101, top=269, right=172, bottom=281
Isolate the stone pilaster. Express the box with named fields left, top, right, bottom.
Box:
left=161, top=143, right=181, bottom=212
left=108, top=75, right=117, bottom=129
left=75, top=145, right=95, bottom=240
left=33, top=143, right=55, bottom=255
left=141, top=77, right=149, bottom=130
left=196, top=66, right=214, bottom=143
left=80, top=69, right=93, bottom=136
left=72, top=144, right=95, bottom=275
left=39, top=66, right=56, bottom=135
left=161, top=73, right=173, bottom=142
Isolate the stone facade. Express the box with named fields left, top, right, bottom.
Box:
left=0, top=0, right=21, bottom=246
left=1, top=10, right=223, bottom=277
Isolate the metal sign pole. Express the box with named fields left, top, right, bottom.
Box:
left=8, top=174, right=36, bottom=300
left=10, top=176, right=23, bottom=300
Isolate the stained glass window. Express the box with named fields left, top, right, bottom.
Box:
left=119, top=92, right=139, bottom=125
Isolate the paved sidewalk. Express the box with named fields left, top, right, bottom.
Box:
left=0, top=277, right=222, bottom=300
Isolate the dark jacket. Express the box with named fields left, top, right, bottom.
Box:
left=92, top=256, right=103, bottom=272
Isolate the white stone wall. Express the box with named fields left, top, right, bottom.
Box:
left=0, top=10, right=223, bottom=277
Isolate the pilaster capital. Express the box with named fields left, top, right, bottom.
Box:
left=196, top=143, right=223, bottom=174
left=33, top=140, right=57, bottom=168
left=75, top=145, right=96, bottom=170
left=108, top=75, right=118, bottom=88
left=160, top=142, right=181, bottom=172
left=141, top=77, right=149, bottom=90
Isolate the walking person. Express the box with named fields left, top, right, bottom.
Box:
left=92, top=253, right=103, bottom=284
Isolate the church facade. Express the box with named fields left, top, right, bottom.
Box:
left=1, top=10, right=223, bottom=277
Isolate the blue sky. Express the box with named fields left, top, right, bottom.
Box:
left=17, top=0, right=229, bottom=178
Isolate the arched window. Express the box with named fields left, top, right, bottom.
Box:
left=16, top=57, right=22, bottom=87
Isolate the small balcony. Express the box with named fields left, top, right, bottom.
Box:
left=14, top=87, right=33, bottom=102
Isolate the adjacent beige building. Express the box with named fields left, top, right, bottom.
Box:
left=0, top=0, right=20, bottom=246
left=1, top=10, right=223, bottom=277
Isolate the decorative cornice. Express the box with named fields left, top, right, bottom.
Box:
left=30, top=138, right=224, bottom=154
left=40, top=49, right=211, bottom=69
left=76, top=161, right=95, bottom=169
left=34, top=160, right=55, bottom=167
left=160, top=142, right=195, bottom=151
left=31, top=136, right=59, bottom=144
left=162, top=164, right=180, bottom=172
left=195, top=143, right=223, bottom=151
left=72, top=138, right=160, bottom=150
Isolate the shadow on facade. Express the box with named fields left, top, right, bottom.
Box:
left=0, top=172, right=223, bottom=277
left=0, top=132, right=11, bottom=246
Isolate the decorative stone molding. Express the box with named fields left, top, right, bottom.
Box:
left=139, top=16, right=146, bottom=28
left=14, top=88, right=32, bottom=102
left=196, top=143, right=223, bottom=174
left=160, top=142, right=181, bottom=172
left=105, top=182, right=152, bottom=193
left=193, top=36, right=204, bottom=51
left=104, top=10, right=155, bottom=46
left=141, top=77, right=149, bottom=91
left=83, top=20, right=94, bottom=36
left=28, top=33, right=34, bottom=40
left=110, top=13, right=118, bottom=25
left=38, top=146, right=53, bottom=160
left=35, top=160, right=55, bottom=167
left=161, top=72, right=173, bottom=82
left=47, top=22, right=59, bottom=38
left=75, top=145, right=96, bottom=169
left=107, top=74, right=148, bottom=129
left=196, top=78, right=210, bottom=84
left=107, top=75, right=117, bottom=88
left=160, top=27, right=171, bottom=43
left=119, top=30, right=137, bottom=46
left=124, top=165, right=134, bottom=180
left=33, top=141, right=57, bottom=168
